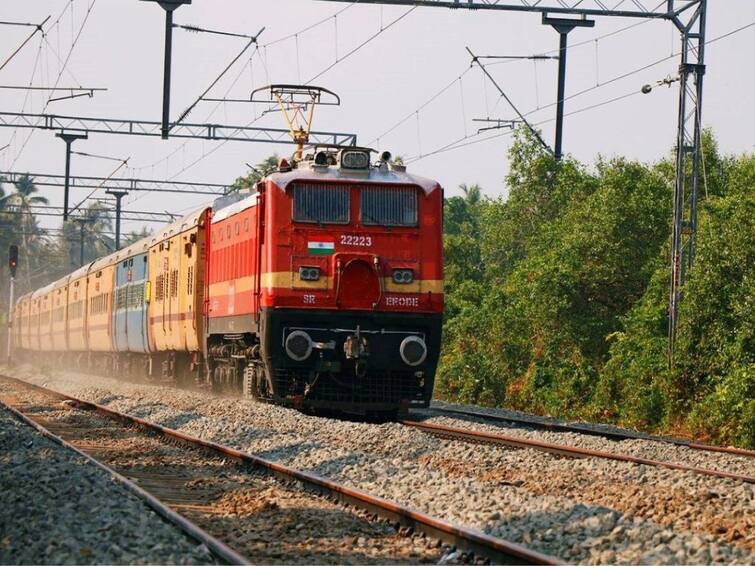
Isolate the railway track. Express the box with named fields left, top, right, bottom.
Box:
left=429, top=405, right=755, bottom=458
left=0, top=374, right=558, bottom=565
left=400, top=419, right=755, bottom=485
left=0, top=395, right=246, bottom=565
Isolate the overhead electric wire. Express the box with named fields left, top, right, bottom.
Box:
left=0, top=20, right=46, bottom=28
left=163, top=7, right=418, bottom=184
left=10, top=0, right=98, bottom=170
left=0, top=15, right=50, bottom=73
left=364, top=7, right=665, bottom=149
left=3, top=209, right=169, bottom=224
left=175, top=32, right=263, bottom=125
left=306, top=6, right=417, bottom=84
left=405, top=19, right=755, bottom=165
left=41, top=35, right=84, bottom=87
left=261, top=1, right=362, bottom=48
left=366, top=68, right=473, bottom=146
left=24, top=204, right=176, bottom=218
left=173, top=23, right=260, bottom=40
left=130, top=1, right=362, bottom=180
left=0, top=85, right=105, bottom=91
left=0, top=35, right=43, bottom=171
left=519, top=17, right=755, bottom=121
left=2, top=0, right=77, bottom=167
left=71, top=150, right=129, bottom=163
left=467, top=46, right=552, bottom=154
left=69, top=157, right=130, bottom=216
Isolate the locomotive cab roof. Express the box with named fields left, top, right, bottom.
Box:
left=268, top=146, right=440, bottom=194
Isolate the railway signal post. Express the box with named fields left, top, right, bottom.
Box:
left=7, top=244, right=18, bottom=363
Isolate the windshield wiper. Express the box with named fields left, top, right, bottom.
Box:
left=361, top=210, right=389, bottom=228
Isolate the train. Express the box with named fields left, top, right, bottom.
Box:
left=11, top=146, right=444, bottom=418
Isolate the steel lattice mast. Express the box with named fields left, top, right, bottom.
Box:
left=318, top=0, right=707, bottom=363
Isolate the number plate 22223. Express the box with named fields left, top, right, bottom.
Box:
left=340, top=234, right=372, bottom=247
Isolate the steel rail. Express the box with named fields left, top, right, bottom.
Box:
left=0, top=397, right=249, bottom=566
left=1, top=375, right=558, bottom=565
left=400, top=420, right=755, bottom=484
left=430, top=406, right=755, bottom=459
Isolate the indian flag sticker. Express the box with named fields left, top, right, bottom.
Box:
left=308, top=238, right=335, bottom=255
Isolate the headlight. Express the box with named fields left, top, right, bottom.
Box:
left=299, top=266, right=321, bottom=281
left=392, top=269, right=414, bottom=284
left=340, top=150, right=370, bottom=169
left=400, top=336, right=427, bottom=366
left=285, top=331, right=312, bottom=361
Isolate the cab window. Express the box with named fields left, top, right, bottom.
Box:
left=361, top=186, right=418, bottom=227
left=292, top=184, right=350, bottom=224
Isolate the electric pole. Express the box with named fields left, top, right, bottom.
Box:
left=106, top=189, right=129, bottom=250
left=73, top=217, right=92, bottom=267
left=141, top=0, right=192, bottom=139
left=542, top=13, right=594, bottom=160
left=56, top=131, right=88, bottom=221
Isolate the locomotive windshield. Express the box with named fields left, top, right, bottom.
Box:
left=361, top=186, right=418, bottom=227
left=292, top=184, right=350, bottom=224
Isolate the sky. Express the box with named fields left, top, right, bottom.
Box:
left=1, top=0, right=754, bottom=236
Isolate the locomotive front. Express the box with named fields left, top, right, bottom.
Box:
left=257, top=148, right=444, bottom=417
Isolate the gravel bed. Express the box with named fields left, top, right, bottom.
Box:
left=1, top=379, right=448, bottom=565
left=0, top=402, right=215, bottom=564
left=5, top=365, right=755, bottom=565
left=428, top=400, right=755, bottom=477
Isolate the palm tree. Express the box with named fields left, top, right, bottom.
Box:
left=459, top=183, right=482, bottom=205
left=0, top=174, right=49, bottom=210
left=59, top=202, right=115, bottom=268
left=0, top=175, right=48, bottom=283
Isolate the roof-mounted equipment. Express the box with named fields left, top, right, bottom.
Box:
left=250, top=84, right=341, bottom=162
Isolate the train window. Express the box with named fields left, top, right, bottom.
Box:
left=244, top=218, right=249, bottom=232
left=361, top=186, right=418, bottom=227
left=227, top=225, right=231, bottom=239
left=292, top=183, right=350, bottom=224
left=235, top=222, right=240, bottom=235
left=170, top=269, right=179, bottom=298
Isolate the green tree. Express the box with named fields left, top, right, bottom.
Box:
left=230, top=154, right=280, bottom=192
left=437, top=127, right=754, bottom=447
left=58, top=203, right=114, bottom=268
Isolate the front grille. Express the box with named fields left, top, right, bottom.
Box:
left=273, top=368, right=424, bottom=405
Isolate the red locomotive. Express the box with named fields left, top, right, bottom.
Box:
left=14, top=146, right=444, bottom=418
left=206, top=146, right=444, bottom=416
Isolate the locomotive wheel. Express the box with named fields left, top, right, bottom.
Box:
left=243, top=363, right=269, bottom=400
left=242, top=365, right=255, bottom=398
left=211, top=366, right=224, bottom=393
